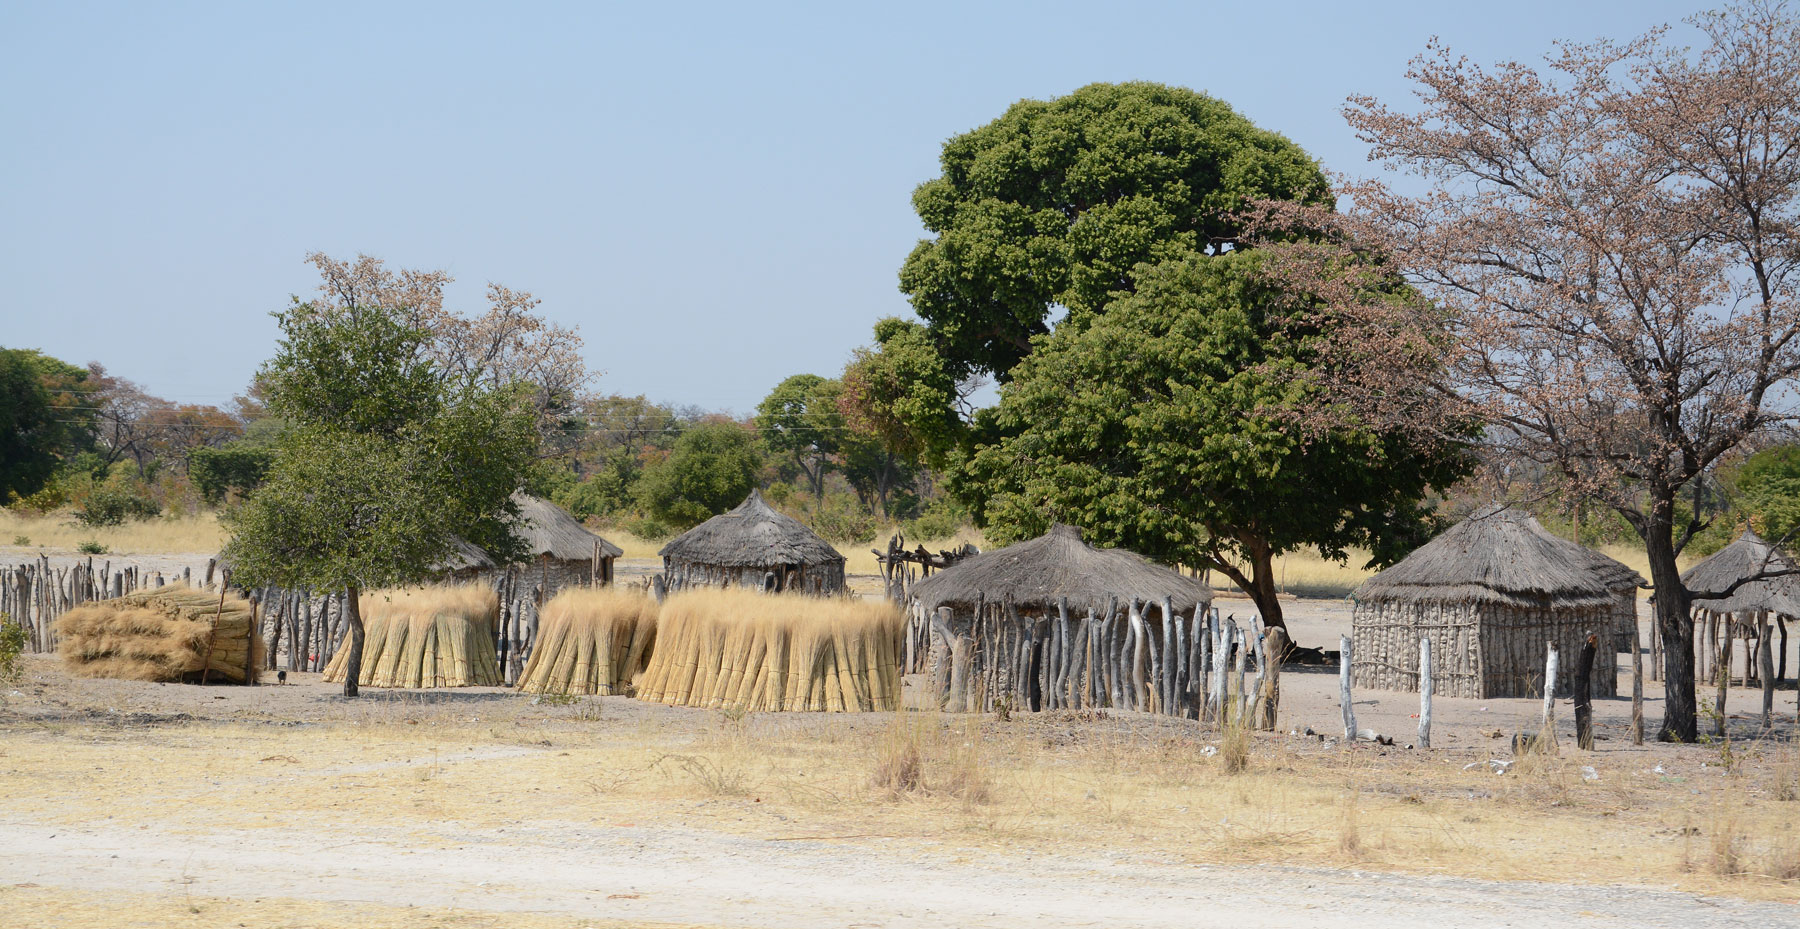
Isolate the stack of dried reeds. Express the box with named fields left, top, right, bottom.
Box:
left=53, top=583, right=263, bottom=684
left=515, top=587, right=657, bottom=695
left=635, top=588, right=902, bottom=712
left=321, top=585, right=502, bottom=688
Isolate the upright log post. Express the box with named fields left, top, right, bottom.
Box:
left=1259, top=626, right=1287, bottom=731
left=1417, top=637, right=1433, bottom=749
left=1339, top=634, right=1356, bottom=742
left=1209, top=615, right=1229, bottom=724
left=1574, top=634, right=1597, bottom=751
left=1631, top=608, right=1645, bottom=745
left=1540, top=643, right=1560, bottom=750
left=1715, top=614, right=1732, bottom=737
left=1759, top=612, right=1776, bottom=729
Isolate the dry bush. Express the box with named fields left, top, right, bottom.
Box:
left=321, top=585, right=499, bottom=688
left=868, top=712, right=990, bottom=804
left=1337, top=790, right=1363, bottom=856
left=1218, top=716, right=1252, bottom=775
left=515, top=587, right=657, bottom=695
left=636, top=588, right=903, bottom=711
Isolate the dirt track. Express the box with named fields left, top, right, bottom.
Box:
left=0, top=814, right=1791, bottom=928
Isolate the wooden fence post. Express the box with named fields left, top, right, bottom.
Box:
left=1631, top=609, right=1645, bottom=745
left=1340, top=634, right=1356, bottom=742
left=1759, top=612, right=1775, bottom=729
left=1574, top=634, right=1596, bottom=751
left=1259, top=626, right=1287, bottom=731
left=1541, top=643, right=1560, bottom=750
left=1417, top=637, right=1433, bottom=749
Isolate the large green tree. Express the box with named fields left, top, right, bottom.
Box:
left=898, top=81, right=1331, bottom=388
left=635, top=422, right=762, bottom=530
left=961, top=253, right=1472, bottom=633
left=755, top=374, right=844, bottom=500
left=223, top=301, right=538, bottom=696
left=0, top=348, right=95, bottom=501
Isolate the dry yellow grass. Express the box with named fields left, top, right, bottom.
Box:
left=516, top=586, right=658, bottom=695
left=0, top=509, right=227, bottom=554
left=4, top=704, right=1797, bottom=903
left=636, top=587, right=904, bottom=711
left=321, top=585, right=501, bottom=688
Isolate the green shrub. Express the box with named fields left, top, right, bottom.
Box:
left=0, top=614, right=26, bottom=685
left=803, top=491, right=879, bottom=543
left=73, top=485, right=161, bottom=526
left=905, top=496, right=970, bottom=540
left=76, top=540, right=108, bottom=555
left=10, top=535, right=27, bottom=546
left=623, top=514, right=671, bottom=540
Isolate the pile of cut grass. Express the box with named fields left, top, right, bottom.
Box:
left=516, top=586, right=657, bottom=695
left=636, top=588, right=902, bottom=712
left=53, top=583, right=262, bottom=684
left=322, top=585, right=500, bottom=688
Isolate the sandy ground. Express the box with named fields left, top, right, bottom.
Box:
left=4, top=554, right=1800, bottom=927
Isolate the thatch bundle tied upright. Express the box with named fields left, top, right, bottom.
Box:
left=515, top=587, right=658, bottom=695
left=635, top=588, right=903, bottom=711
left=54, top=583, right=264, bottom=684
left=322, top=585, right=502, bottom=688
left=658, top=490, right=846, bottom=594
left=1351, top=506, right=1641, bottom=699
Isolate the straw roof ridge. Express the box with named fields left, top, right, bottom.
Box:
left=1354, top=505, right=1643, bottom=608
left=911, top=523, right=1213, bottom=615
left=510, top=492, right=623, bottom=562
left=1680, top=529, right=1800, bottom=615
left=658, top=490, right=845, bottom=568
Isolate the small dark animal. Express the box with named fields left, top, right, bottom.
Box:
left=277, top=670, right=287, bottom=685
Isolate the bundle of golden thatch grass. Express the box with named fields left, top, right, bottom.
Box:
left=635, top=588, right=903, bottom=712
left=322, top=585, right=501, bottom=688
left=516, top=587, right=657, bottom=695
left=53, top=583, right=263, bottom=684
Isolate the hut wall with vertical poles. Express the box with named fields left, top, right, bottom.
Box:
left=1351, top=507, right=1640, bottom=699
left=1679, top=530, right=1800, bottom=692
left=909, top=524, right=1215, bottom=715
left=502, top=492, right=624, bottom=595
left=657, top=490, right=847, bottom=595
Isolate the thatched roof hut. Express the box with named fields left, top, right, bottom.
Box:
left=437, top=536, right=498, bottom=580
left=1352, top=506, right=1641, bottom=698
left=506, top=492, right=623, bottom=591
left=909, top=523, right=1214, bottom=716
left=1681, top=530, right=1800, bottom=616
left=658, top=490, right=846, bottom=595
left=913, top=523, right=1213, bottom=617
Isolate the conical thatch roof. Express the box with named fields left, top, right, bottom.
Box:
left=1354, top=506, right=1643, bottom=608
left=438, top=536, right=498, bottom=574
left=1681, top=529, right=1800, bottom=615
left=510, top=492, right=622, bottom=562
left=911, top=523, right=1213, bottom=615
left=659, top=490, right=844, bottom=568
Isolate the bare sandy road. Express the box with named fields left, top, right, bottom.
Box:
left=0, top=817, right=1789, bottom=929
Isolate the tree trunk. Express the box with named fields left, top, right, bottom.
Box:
left=1237, top=537, right=1287, bottom=634
left=342, top=583, right=365, bottom=699
left=1645, top=519, right=1697, bottom=742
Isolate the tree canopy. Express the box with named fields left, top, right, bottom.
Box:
left=635, top=422, right=762, bottom=530
left=961, top=253, right=1471, bottom=630
left=0, top=348, right=93, bottom=502
left=898, top=80, right=1332, bottom=384
left=223, top=299, right=539, bottom=696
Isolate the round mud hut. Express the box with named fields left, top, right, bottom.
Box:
left=910, top=523, right=1214, bottom=715
left=657, top=490, right=846, bottom=595
left=506, top=492, right=624, bottom=593
left=1679, top=529, right=1800, bottom=689
left=1351, top=506, right=1642, bottom=699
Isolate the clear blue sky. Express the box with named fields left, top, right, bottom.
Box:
left=1, top=0, right=1702, bottom=414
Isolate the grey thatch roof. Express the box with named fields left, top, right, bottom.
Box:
left=1682, top=530, right=1800, bottom=615
left=510, top=492, right=622, bottom=563
left=1354, top=506, right=1643, bottom=608
left=911, top=523, right=1213, bottom=615
left=659, top=490, right=845, bottom=568
left=436, top=536, right=498, bottom=574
